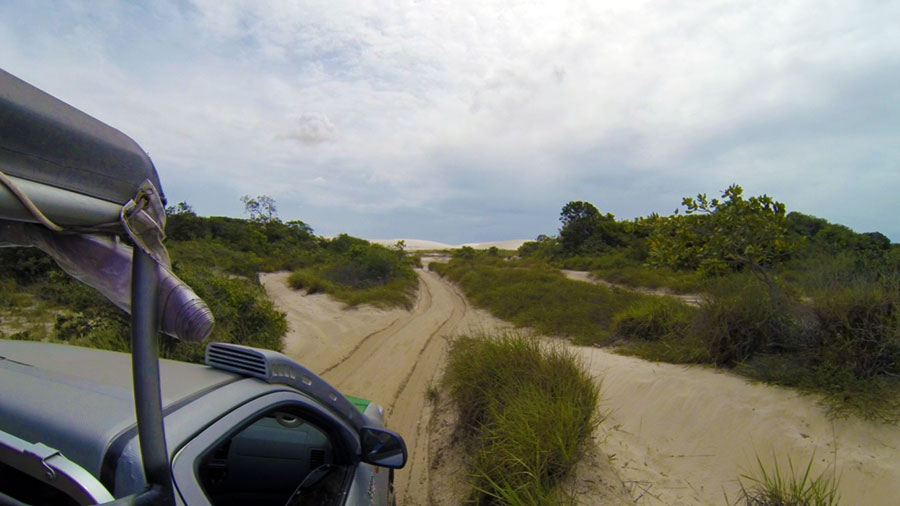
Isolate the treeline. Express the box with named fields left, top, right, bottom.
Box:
left=0, top=198, right=418, bottom=363
left=434, top=185, right=900, bottom=421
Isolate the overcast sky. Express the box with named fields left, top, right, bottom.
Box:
left=2, top=0, right=897, bottom=243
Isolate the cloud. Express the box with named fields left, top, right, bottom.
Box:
left=282, top=112, right=339, bottom=145
left=1, top=0, right=897, bottom=241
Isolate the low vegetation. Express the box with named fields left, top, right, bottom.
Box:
left=444, top=333, right=600, bottom=505
left=432, top=258, right=644, bottom=345
left=0, top=197, right=418, bottom=362
left=435, top=185, right=900, bottom=422
left=731, top=453, right=840, bottom=506
left=287, top=235, right=418, bottom=309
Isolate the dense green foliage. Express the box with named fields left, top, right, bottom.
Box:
left=648, top=185, right=799, bottom=275
left=444, top=334, right=600, bottom=505
left=0, top=200, right=418, bottom=362
left=483, top=186, right=900, bottom=421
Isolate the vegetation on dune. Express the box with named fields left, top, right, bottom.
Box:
left=437, top=184, right=899, bottom=422
left=432, top=255, right=645, bottom=345
left=0, top=196, right=418, bottom=362
left=444, top=333, right=600, bottom=505
left=287, top=235, right=418, bottom=309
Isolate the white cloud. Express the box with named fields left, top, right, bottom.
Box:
left=1, top=0, right=897, bottom=241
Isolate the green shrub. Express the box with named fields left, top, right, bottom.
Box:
left=287, top=269, right=335, bottom=294
left=810, top=281, right=899, bottom=378
left=693, top=275, right=799, bottom=365
left=0, top=279, right=31, bottom=308
left=612, top=297, right=695, bottom=341
left=288, top=246, right=418, bottom=309
left=55, top=313, right=96, bottom=341
left=445, top=334, right=600, bottom=505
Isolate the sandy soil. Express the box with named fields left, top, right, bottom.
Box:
left=574, top=349, right=900, bottom=505
left=262, top=269, right=900, bottom=506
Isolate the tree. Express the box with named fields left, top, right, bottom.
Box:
left=649, top=184, right=798, bottom=285
left=165, top=201, right=195, bottom=216
left=164, top=201, right=206, bottom=240
left=559, top=201, right=623, bottom=254
left=559, top=201, right=600, bottom=253
left=241, top=195, right=278, bottom=223
left=285, top=220, right=314, bottom=242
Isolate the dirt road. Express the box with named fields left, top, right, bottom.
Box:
left=262, top=269, right=900, bottom=506
left=261, top=269, right=509, bottom=505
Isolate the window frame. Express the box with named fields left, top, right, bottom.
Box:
left=171, top=391, right=360, bottom=506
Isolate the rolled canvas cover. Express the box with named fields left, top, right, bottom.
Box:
left=0, top=68, right=213, bottom=342
left=0, top=68, right=165, bottom=212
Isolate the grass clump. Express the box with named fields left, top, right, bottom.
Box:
left=731, top=453, right=840, bottom=506
left=445, top=334, right=600, bottom=505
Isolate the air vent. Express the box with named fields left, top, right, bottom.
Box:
left=205, top=343, right=268, bottom=378
left=203, top=342, right=370, bottom=432
left=309, top=449, right=326, bottom=469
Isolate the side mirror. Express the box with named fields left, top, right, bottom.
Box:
left=359, top=427, right=407, bottom=469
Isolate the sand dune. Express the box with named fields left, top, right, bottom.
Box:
left=368, top=238, right=529, bottom=251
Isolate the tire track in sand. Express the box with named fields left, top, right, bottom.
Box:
left=261, top=270, right=468, bottom=506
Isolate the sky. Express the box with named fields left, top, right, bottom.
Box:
left=1, top=0, right=898, bottom=244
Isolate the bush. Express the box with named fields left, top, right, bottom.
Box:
left=288, top=269, right=335, bottom=295
left=693, top=275, right=799, bottom=365
left=0, top=279, right=31, bottom=308
left=445, top=334, right=600, bottom=505
left=287, top=242, right=418, bottom=309
left=810, top=281, right=899, bottom=378
left=612, top=297, right=695, bottom=341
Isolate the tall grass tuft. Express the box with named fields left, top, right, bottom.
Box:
left=445, top=334, right=600, bottom=505
left=732, top=453, right=840, bottom=506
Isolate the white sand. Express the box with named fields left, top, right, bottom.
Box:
left=368, top=238, right=529, bottom=251
left=575, top=349, right=900, bottom=505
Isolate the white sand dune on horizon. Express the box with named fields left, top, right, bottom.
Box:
left=368, top=238, right=529, bottom=251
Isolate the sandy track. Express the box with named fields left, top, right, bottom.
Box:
left=262, top=270, right=900, bottom=506
left=261, top=270, right=506, bottom=505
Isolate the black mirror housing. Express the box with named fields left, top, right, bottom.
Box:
left=359, top=427, right=407, bottom=469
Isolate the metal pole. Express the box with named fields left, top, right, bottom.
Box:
left=130, top=247, right=173, bottom=505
